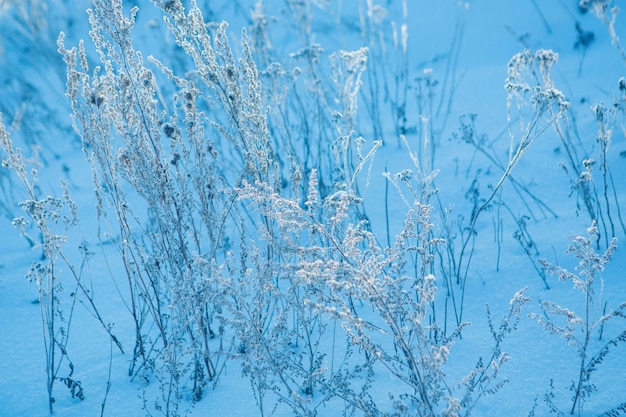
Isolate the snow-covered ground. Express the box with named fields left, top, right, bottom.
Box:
left=0, top=1, right=625, bottom=416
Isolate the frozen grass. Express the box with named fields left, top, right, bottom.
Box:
left=532, top=223, right=624, bottom=415
left=0, top=0, right=625, bottom=416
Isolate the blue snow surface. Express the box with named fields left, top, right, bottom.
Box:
left=0, top=0, right=625, bottom=416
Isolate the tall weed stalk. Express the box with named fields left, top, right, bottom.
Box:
left=532, top=223, right=625, bottom=416
left=1, top=116, right=122, bottom=412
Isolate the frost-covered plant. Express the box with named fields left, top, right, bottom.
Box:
left=58, top=0, right=383, bottom=414
left=236, top=167, right=529, bottom=417
left=450, top=116, right=557, bottom=290
left=1, top=115, right=122, bottom=412
left=452, top=49, right=569, bottom=292
left=457, top=287, right=531, bottom=416
left=1, top=116, right=78, bottom=413
left=554, top=80, right=626, bottom=247
left=590, top=102, right=626, bottom=243
left=231, top=163, right=383, bottom=417
left=328, top=46, right=382, bottom=200
left=58, top=0, right=261, bottom=412
left=429, top=50, right=567, bottom=328
left=531, top=223, right=625, bottom=416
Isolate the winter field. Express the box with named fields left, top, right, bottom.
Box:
left=0, top=0, right=625, bottom=416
